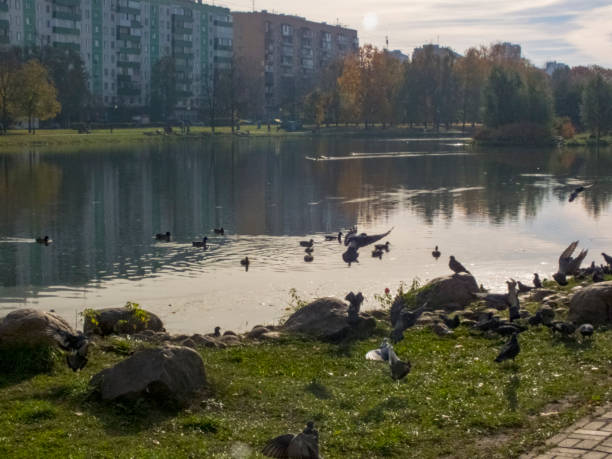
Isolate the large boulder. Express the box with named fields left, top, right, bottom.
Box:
left=0, top=309, right=76, bottom=347
left=90, top=345, right=207, bottom=406
left=282, top=297, right=376, bottom=341
left=568, top=281, right=612, bottom=325
left=415, top=274, right=479, bottom=311
left=83, top=306, right=164, bottom=336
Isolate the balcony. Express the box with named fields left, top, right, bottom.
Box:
left=117, top=6, right=140, bottom=15
left=214, top=20, right=232, bottom=28
left=53, top=0, right=80, bottom=6
left=118, top=47, right=141, bottom=55
left=53, top=41, right=80, bottom=51
left=0, top=19, right=8, bottom=29
left=117, top=61, right=140, bottom=68
left=0, top=2, right=7, bottom=12
left=172, top=39, right=192, bottom=48
left=52, top=11, right=81, bottom=21
left=118, top=86, right=140, bottom=96
left=117, top=33, right=140, bottom=42
left=214, top=44, right=232, bottom=52
left=53, top=26, right=80, bottom=35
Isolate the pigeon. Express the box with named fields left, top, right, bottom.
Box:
left=517, top=281, right=533, bottom=293
left=547, top=321, right=576, bottom=337
left=155, top=231, right=171, bottom=241
left=506, top=280, right=520, bottom=322
left=46, top=328, right=89, bottom=371
left=568, top=186, right=585, bottom=202
left=300, top=239, right=314, bottom=248
left=449, top=255, right=470, bottom=274
left=577, top=323, right=594, bottom=339
left=440, top=313, right=460, bottom=329
left=533, top=273, right=542, bottom=289
left=207, top=326, right=221, bottom=337
left=494, top=333, right=520, bottom=363
left=557, top=241, right=588, bottom=276
left=262, top=422, right=320, bottom=459
left=432, top=321, right=453, bottom=336
left=390, top=305, right=427, bottom=343
left=432, top=245, right=441, bottom=259
left=602, top=252, right=612, bottom=268
left=342, top=247, right=359, bottom=266
left=365, top=338, right=391, bottom=361
left=214, top=227, right=225, bottom=235
left=472, top=314, right=502, bottom=332
left=374, top=241, right=390, bottom=252
left=388, top=345, right=411, bottom=380
left=345, top=292, right=364, bottom=324
left=495, top=323, right=527, bottom=336
left=553, top=272, right=568, bottom=286
left=593, top=267, right=605, bottom=283
left=527, top=310, right=543, bottom=326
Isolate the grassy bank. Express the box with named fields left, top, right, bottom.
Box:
left=0, top=125, right=472, bottom=150
left=0, top=290, right=610, bottom=458
left=565, top=133, right=612, bottom=147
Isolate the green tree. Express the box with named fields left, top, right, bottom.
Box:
left=483, top=66, right=524, bottom=128
left=581, top=73, right=612, bottom=145
left=37, top=47, right=89, bottom=127
left=150, top=56, right=177, bottom=122
left=13, top=59, right=61, bottom=134
left=0, top=50, right=20, bottom=132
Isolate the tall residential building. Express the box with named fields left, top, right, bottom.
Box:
left=411, top=44, right=461, bottom=61
left=232, top=10, right=358, bottom=118
left=545, top=61, right=569, bottom=76
left=0, top=0, right=233, bottom=112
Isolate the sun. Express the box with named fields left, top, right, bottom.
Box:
left=363, top=12, right=378, bottom=31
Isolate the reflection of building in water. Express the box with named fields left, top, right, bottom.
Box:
left=2, top=142, right=612, bottom=290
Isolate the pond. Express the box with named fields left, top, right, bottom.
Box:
left=1, top=136, right=611, bottom=333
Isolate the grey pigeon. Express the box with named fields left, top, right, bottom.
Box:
left=517, top=281, right=533, bottom=293
left=46, top=328, right=89, bottom=372
left=345, top=291, right=364, bottom=324
left=495, top=323, right=526, bottom=336
left=547, top=321, right=576, bottom=337
left=344, top=228, right=392, bottom=249
left=388, top=345, right=411, bottom=380
left=602, top=252, right=612, bottom=267
left=568, top=186, right=585, bottom=202
left=342, top=247, right=359, bottom=266
left=507, top=280, right=520, bottom=322
left=494, top=333, right=520, bottom=363
left=262, top=422, right=320, bottom=459
left=365, top=338, right=391, bottom=361
left=577, top=323, right=594, bottom=338
left=449, top=255, right=470, bottom=274
left=557, top=241, right=588, bottom=276
left=533, top=273, right=542, bottom=289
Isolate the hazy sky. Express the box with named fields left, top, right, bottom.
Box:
left=218, top=0, right=612, bottom=68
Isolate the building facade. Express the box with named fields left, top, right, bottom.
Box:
left=0, top=0, right=233, bottom=111
left=232, top=10, right=358, bottom=118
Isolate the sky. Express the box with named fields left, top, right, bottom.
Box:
left=216, top=0, right=612, bottom=68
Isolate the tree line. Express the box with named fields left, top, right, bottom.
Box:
left=1, top=41, right=611, bottom=142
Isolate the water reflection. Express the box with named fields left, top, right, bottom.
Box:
left=1, top=138, right=612, bottom=332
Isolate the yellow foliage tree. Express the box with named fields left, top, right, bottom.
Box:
left=13, top=60, right=61, bottom=134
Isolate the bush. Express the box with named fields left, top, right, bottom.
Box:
left=474, top=122, right=553, bottom=145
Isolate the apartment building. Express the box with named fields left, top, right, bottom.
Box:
left=232, top=10, right=358, bottom=117
left=0, top=0, right=232, bottom=111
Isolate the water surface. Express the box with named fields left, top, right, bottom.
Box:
left=1, top=137, right=611, bottom=333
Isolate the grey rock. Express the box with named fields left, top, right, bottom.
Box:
left=416, top=274, right=479, bottom=311
left=190, top=334, right=225, bottom=348
left=90, top=345, right=207, bottom=406
left=526, top=289, right=557, bottom=302
left=247, top=326, right=270, bottom=339
left=83, top=306, right=164, bottom=337
left=569, top=281, right=612, bottom=325
left=0, top=308, right=76, bottom=347
left=282, top=297, right=376, bottom=342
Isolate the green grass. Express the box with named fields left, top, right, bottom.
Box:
left=565, top=133, right=612, bottom=147
left=0, top=316, right=610, bottom=458
left=0, top=124, right=471, bottom=150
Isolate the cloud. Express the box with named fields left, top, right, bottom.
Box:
left=227, top=0, right=612, bottom=67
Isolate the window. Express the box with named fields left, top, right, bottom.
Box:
left=281, top=24, right=292, bottom=36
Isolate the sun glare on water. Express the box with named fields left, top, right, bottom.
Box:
left=363, top=12, right=378, bottom=31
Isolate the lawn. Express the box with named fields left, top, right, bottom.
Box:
left=0, top=304, right=610, bottom=458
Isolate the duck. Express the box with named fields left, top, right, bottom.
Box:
left=213, top=227, right=224, bottom=235
left=240, top=256, right=250, bottom=271
left=325, top=232, right=343, bottom=242
left=192, top=236, right=207, bottom=248
left=305, top=247, right=314, bottom=254
left=432, top=245, right=441, bottom=259
left=299, top=239, right=314, bottom=248
left=374, top=241, right=390, bottom=252
left=304, top=254, right=314, bottom=262
left=371, top=248, right=384, bottom=259
left=35, top=235, right=50, bottom=245
left=155, top=231, right=171, bottom=241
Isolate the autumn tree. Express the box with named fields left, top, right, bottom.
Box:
left=13, top=59, right=61, bottom=134
left=455, top=47, right=489, bottom=130
left=338, top=52, right=362, bottom=125
left=581, top=73, right=612, bottom=145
